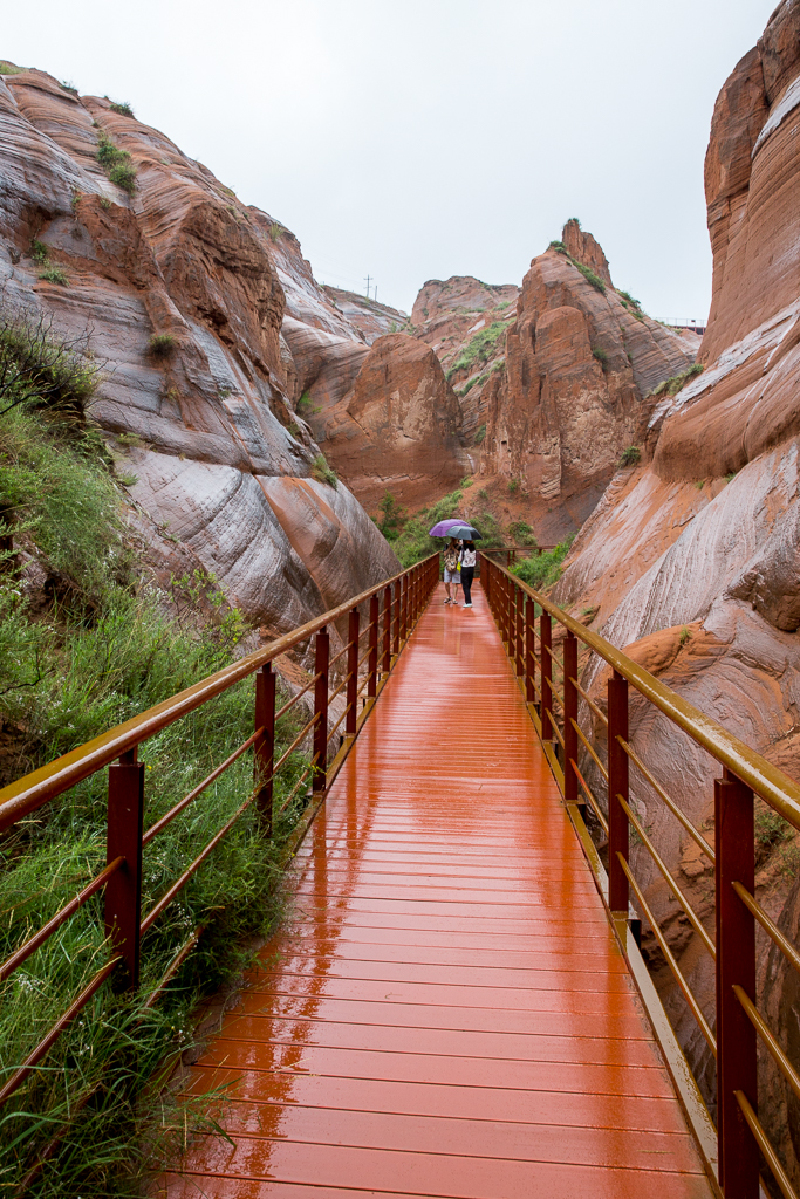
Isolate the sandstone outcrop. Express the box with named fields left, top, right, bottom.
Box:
left=554, top=0, right=800, bottom=1145
left=0, top=66, right=399, bottom=633
left=320, top=333, right=465, bottom=513
left=480, top=222, right=698, bottom=538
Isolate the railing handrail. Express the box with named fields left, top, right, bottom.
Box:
left=0, top=556, right=438, bottom=833
left=489, top=557, right=800, bottom=830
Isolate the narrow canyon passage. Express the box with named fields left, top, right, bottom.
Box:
left=159, top=583, right=712, bottom=1199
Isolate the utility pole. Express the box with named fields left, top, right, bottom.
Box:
left=364, top=275, right=372, bottom=300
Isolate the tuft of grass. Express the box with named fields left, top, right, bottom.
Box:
left=96, top=132, right=137, bottom=195
left=620, top=445, right=641, bottom=467
left=548, top=239, right=568, bottom=254
left=109, top=100, right=134, bottom=118
left=448, top=320, right=511, bottom=376
left=296, top=390, right=321, bottom=416
left=270, top=222, right=283, bottom=243
left=725, top=470, right=738, bottom=483
left=38, top=267, right=69, bottom=286
left=648, top=361, right=704, bottom=399
left=679, top=625, right=691, bottom=646
left=148, top=333, right=176, bottom=359
left=59, top=80, right=78, bottom=96
left=592, top=346, right=608, bottom=367
left=511, top=536, right=575, bottom=591
left=474, top=423, right=486, bottom=445
left=311, top=453, right=337, bottom=488
left=618, top=290, right=641, bottom=309
left=0, top=60, right=23, bottom=75
left=507, top=478, right=520, bottom=495
left=32, top=239, right=49, bottom=264
left=574, top=261, right=606, bottom=293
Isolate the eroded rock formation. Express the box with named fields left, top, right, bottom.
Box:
left=554, top=0, right=800, bottom=1149
left=0, top=67, right=399, bottom=632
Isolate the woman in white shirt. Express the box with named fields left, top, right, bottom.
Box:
left=459, top=541, right=477, bottom=607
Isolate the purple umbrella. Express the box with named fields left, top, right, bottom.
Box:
left=429, top=518, right=466, bottom=537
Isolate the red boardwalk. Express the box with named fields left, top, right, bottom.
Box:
left=161, top=583, right=712, bottom=1198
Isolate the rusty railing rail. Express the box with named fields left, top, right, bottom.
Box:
left=0, top=554, right=439, bottom=1145
left=481, top=553, right=800, bottom=1199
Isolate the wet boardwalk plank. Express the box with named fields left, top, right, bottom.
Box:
left=160, top=583, right=712, bottom=1199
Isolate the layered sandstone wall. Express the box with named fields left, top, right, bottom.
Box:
left=0, top=67, right=399, bottom=633
left=554, top=1, right=800, bottom=1153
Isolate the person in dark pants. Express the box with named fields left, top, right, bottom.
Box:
left=459, top=540, right=477, bottom=607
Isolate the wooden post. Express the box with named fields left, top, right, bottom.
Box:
left=564, top=633, right=579, bottom=811
left=313, top=627, right=329, bottom=793
left=254, top=663, right=276, bottom=834
left=607, top=670, right=629, bottom=913
left=540, top=609, right=552, bottom=741
left=382, top=585, right=391, bottom=675
left=715, top=771, right=758, bottom=1199
left=105, top=748, right=145, bottom=991
left=368, top=594, right=379, bottom=698
left=525, top=596, right=536, bottom=704
left=346, top=608, right=359, bottom=736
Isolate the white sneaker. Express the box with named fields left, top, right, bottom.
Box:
left=464, top=602, right=472, bottom=607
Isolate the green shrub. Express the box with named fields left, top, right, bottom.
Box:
left=109, top=100, right=134, bottom=118
left=507, top=478, right=520, bottom=495
left=592, top=346, right=608, bottom=367
left=649, top=362, right=704, bottom=399
left=149, top=333, right=176, bottom=359
left=312, top=452, right=337, bottom=488
left=568, top=217, right=581, bottom=228
left=509, top=519, right=537, bottom=546
left=60, top=80, right=78, bottom=95
left=574, top=261, right=606, bottom=293
left=31, top=239, right=49, bottom=263
left=474, top=423, right=486, bottom=445
left=620, top=445, right=641, bottom=466
left=270, top=222, right=283, bottom=242
left=377, top=490, right=405, bottom=541
left=450, top=320, right=511, bottom=374
left=0, top=61, right=22, bottom=75
left=618, top=290, right=641, bottom=309
left=297, top=390, right=321, bottom=415
left=548, top=240, right=568, bottom=254
left=0, top=305, right=99, bottom=420
left=511, top=536, right=574, bottom=591
left=37, top=267, right=69, bottom=286
left=96, top=132, right=137, bottom=195
left=392, top=487, right=465, bottom=567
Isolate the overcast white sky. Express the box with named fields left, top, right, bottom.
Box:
left=4, top=0, right=778, bottom=319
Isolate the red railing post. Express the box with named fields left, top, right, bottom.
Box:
left=313, top=626, right=329, bottom=793
left=382, top=584, right=392, bottom=675
left=393, top=578, right=400, bottom=655
left=515, top=585, right=524, bottom=676
left=715, top=770, right=758, bottom=1199
left=346, top=607, right=359, bottom=736
left=564, top=632, right=578, bottom=810
left=540, top=609, right=553, bottom=741
left=607, top=670, right=629, bottom=913
left=525, top=596, right=536, bottom=704
left=254, top=662, right=276, bottom=834
left=368, top=593, right=379, bottom=698
left=105, top=748, right=145, bottom=991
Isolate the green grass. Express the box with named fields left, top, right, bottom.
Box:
left=0, top=60, right=22, bottom=74
left=32, top=239, right=49, bottom=264
left=96, top=133, right=137, bottom=195
left=508, top=520, right=537, bottom=546
left=109, top=101, right=134, bottom=118
left=311, top=453, right=337, bottom=488
left=510, top=536, right=574, bottom=591
left=38, top=267, right=69, bottom=286
left=620, top=445, right=641, bottom=467
left=647, top=362, right=704, bottom=399
left=391, top=487, right=467, bottom=567
left=548, top=240, right=568, bottom=254
left=474, top=424, right=486, bottom=445
left=0, top=318, right=311, bottom=1194
left=574, top=261, right=606, bottom=294
left=447, top=321, right=511, bottom=377
left=592, top=346, right=608, bottom=367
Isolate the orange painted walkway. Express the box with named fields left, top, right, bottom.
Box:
left=161, top=583, right=712, bottom=1198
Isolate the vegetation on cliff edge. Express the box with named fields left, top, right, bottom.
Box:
left=0, top=307, right=309, bottom=1196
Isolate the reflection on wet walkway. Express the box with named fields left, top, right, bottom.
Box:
left=161, top=583, right=712, bottom=1198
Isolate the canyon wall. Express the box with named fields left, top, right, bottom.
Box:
left=555, top=0, right=800, bottom=1162
left=0, top=67, right=399, bottom=634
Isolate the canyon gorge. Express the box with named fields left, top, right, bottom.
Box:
left=2, top=0, right=800, bottom=1186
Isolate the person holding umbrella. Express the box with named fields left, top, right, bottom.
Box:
left=459, top=540, right=477, bottom=607
left=443, top=537, right=460, bottom=605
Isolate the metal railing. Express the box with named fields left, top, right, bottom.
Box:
left=481, top=553, right=800, bottom=1199
left=0, top=553, right=439, bottom=1188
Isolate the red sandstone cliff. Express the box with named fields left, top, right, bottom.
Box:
left=554, top=3, right=800, bottom=1160
left=0, top=67, right=399, bottom=632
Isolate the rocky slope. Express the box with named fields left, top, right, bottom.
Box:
left=555, top=0, right=800, bottom=1164
left=0, top=66, right=399, bottom=634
